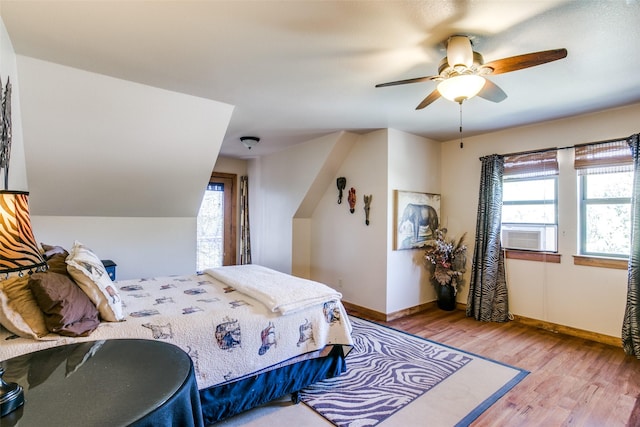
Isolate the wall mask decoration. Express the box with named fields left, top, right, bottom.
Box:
left=0, top=76, right=12, bottom=190
left=363, top=194, right=372, bottom=226
left=348, top=187, right=356, bottom=213
left=336, top=177, right=346, bottom=204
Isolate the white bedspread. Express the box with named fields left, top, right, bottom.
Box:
left=0, top=269, right=353, bottom=390
left=204, top=265, right=342, bottom=315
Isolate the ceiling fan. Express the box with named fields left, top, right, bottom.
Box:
left=376, top=35, right=567, bottom=109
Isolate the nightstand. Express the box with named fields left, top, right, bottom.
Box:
left=101, top=259, right=117, bottom=280
left=0, top=339, right=202, bottom=426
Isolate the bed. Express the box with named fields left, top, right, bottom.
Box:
left=0, top=246, right=353, bottom=425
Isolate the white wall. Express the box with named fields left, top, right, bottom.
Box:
left=257, top=128, right=441, bottom=315
left=5, top=14, right=205, bottom=280
left=248, top=132, right=350, bottom=274
left=311, top=130, right=388, bottom=313
left=18, top=56, right=233, bottom=217
left=386, top=129, right=441, bottom=313
left=9, top=52, right=233, bottom=278
left=441, top=102, right=640, bottom=338
left=213, top=156, right=248, bottom=177
left=292, top=132, right=359, bottom=278
left=31, top=216, right=195, bottom=280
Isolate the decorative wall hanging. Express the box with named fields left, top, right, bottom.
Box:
left=336, top=177, right=346, bottom=204
left=394, top=190, right=441, bottom=250
left=348, top=187, right=356, bottom=213
left=363, top=194, right=372, bottom=226
left=0, top=76, right=12, bottom=190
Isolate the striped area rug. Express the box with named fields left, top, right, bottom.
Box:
left=300, top=316, right=528, bottom=427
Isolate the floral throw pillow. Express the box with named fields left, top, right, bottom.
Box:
left=66, top=241, right=124, bottom=322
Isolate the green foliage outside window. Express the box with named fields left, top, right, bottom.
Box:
left=580, top=171, right=632, bottom=257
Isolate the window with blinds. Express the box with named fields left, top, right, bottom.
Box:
left=575, top=139, right=632, bottom=258
left=501, top=150, right=559, bottom=252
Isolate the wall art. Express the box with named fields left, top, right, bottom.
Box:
left=0, top=76, right=12, bottom=190
left=363, top=194, right=372, bottom=226
left=394, top=190, right=440, bottom=250
left=348, top=187, right=356, bottom=213
left=336, top=177, right=346, bottom=204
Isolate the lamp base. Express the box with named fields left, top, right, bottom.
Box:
left=0, top=367, right=24, bottom=418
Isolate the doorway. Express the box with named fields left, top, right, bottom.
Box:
left=196, top=172, right=237, bottom=270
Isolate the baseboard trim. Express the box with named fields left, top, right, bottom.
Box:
left=342, top=300, right=622, bottom=348
left=341, top=301, right=388, bottom=322
left=511, top=314, right=622, bottom=348
left=342, top=301, right=438, bottom=322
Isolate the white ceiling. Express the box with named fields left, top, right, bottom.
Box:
left=2, top=0, right=640, bottom=159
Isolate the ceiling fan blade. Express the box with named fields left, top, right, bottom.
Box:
left=416, top=89, right=441, bottom=110
left=477, top=79, right=507, bottom=103
left=375, top=75, right=439, bottom=88
left=483, top=48, right=567, bottom=75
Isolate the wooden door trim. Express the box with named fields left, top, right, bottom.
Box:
left=210, top=172, right=237, bottom=266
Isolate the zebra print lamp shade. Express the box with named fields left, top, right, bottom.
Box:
left=0, top=191, right=46, bottom=275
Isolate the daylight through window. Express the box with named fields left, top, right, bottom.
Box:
left=501, top=150, right=559, bottom=252
left=197, top=182, right=224, bottom=271
left=575, top=139, right=632, bottom=258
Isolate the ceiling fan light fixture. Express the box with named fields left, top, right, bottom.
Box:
left=446, top=36, right=473, bottom=68
left=437, top=74, right=486, bottom=103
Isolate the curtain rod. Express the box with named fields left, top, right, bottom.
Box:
left=493, top=134, right=632, bottom=159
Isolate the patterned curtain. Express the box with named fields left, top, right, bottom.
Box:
left=623, top=133, right=640, bottom=357
left=239, top=176, right=252, bottom=265
left=466, top=154, right=510, bottom=322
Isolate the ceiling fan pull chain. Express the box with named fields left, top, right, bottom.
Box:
left=459, top=102, right=464, bottom=149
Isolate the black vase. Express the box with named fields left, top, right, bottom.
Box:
left=435, top=283, right=457, bottom=311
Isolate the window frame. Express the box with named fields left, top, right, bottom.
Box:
left=212, top=172, right=237, bottom=267
left=578, top=172, right=631, bottom=259
left=501, top=175, right=559, bottom=253
left=197, top=172, right=237, bottom=270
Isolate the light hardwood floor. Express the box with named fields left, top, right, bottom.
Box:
left=347, top=305, right=640, bottom=427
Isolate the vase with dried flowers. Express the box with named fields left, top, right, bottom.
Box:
left=423, top=228, right=467, bottom=310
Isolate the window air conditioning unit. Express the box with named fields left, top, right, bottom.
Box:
left=502, top=229, right=544, bottom=251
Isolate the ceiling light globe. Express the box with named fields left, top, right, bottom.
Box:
left=437, top=75, right=486, bottom=103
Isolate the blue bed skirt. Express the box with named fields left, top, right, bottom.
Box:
left=199, top=345, right=347, bottom=425
left=131, top=361, right=204, bottom=427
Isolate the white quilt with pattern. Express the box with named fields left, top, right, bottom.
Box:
left=0, top=271, right=353, bottom=390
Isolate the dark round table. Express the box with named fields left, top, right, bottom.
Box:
left=0, top=339, right=203, bottom=426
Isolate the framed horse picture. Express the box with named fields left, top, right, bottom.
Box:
left=394, top=190, right=440, bottom=250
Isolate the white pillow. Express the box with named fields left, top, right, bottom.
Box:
left=66, top=241, right=124, bottom=322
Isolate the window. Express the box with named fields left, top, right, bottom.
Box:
left=197, top=182, right=225, bottom=271
left=501, top=150, right=559, bottom=252
left=575, top=140, right=632, bottom=258
left=196, top=173, right=237, bottom=271
left=502, top=177, right=558, bottom=251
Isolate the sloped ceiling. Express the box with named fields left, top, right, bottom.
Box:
left=19, top=57, right=233, bottom=217
left=2, top=1, right=640, bottom=160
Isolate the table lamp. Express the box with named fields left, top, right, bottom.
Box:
left=0, top=190, right=46, bottom=276
left=0, top=190, right=45, bottom=417
left=0, top=366, right=23, bottom=418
